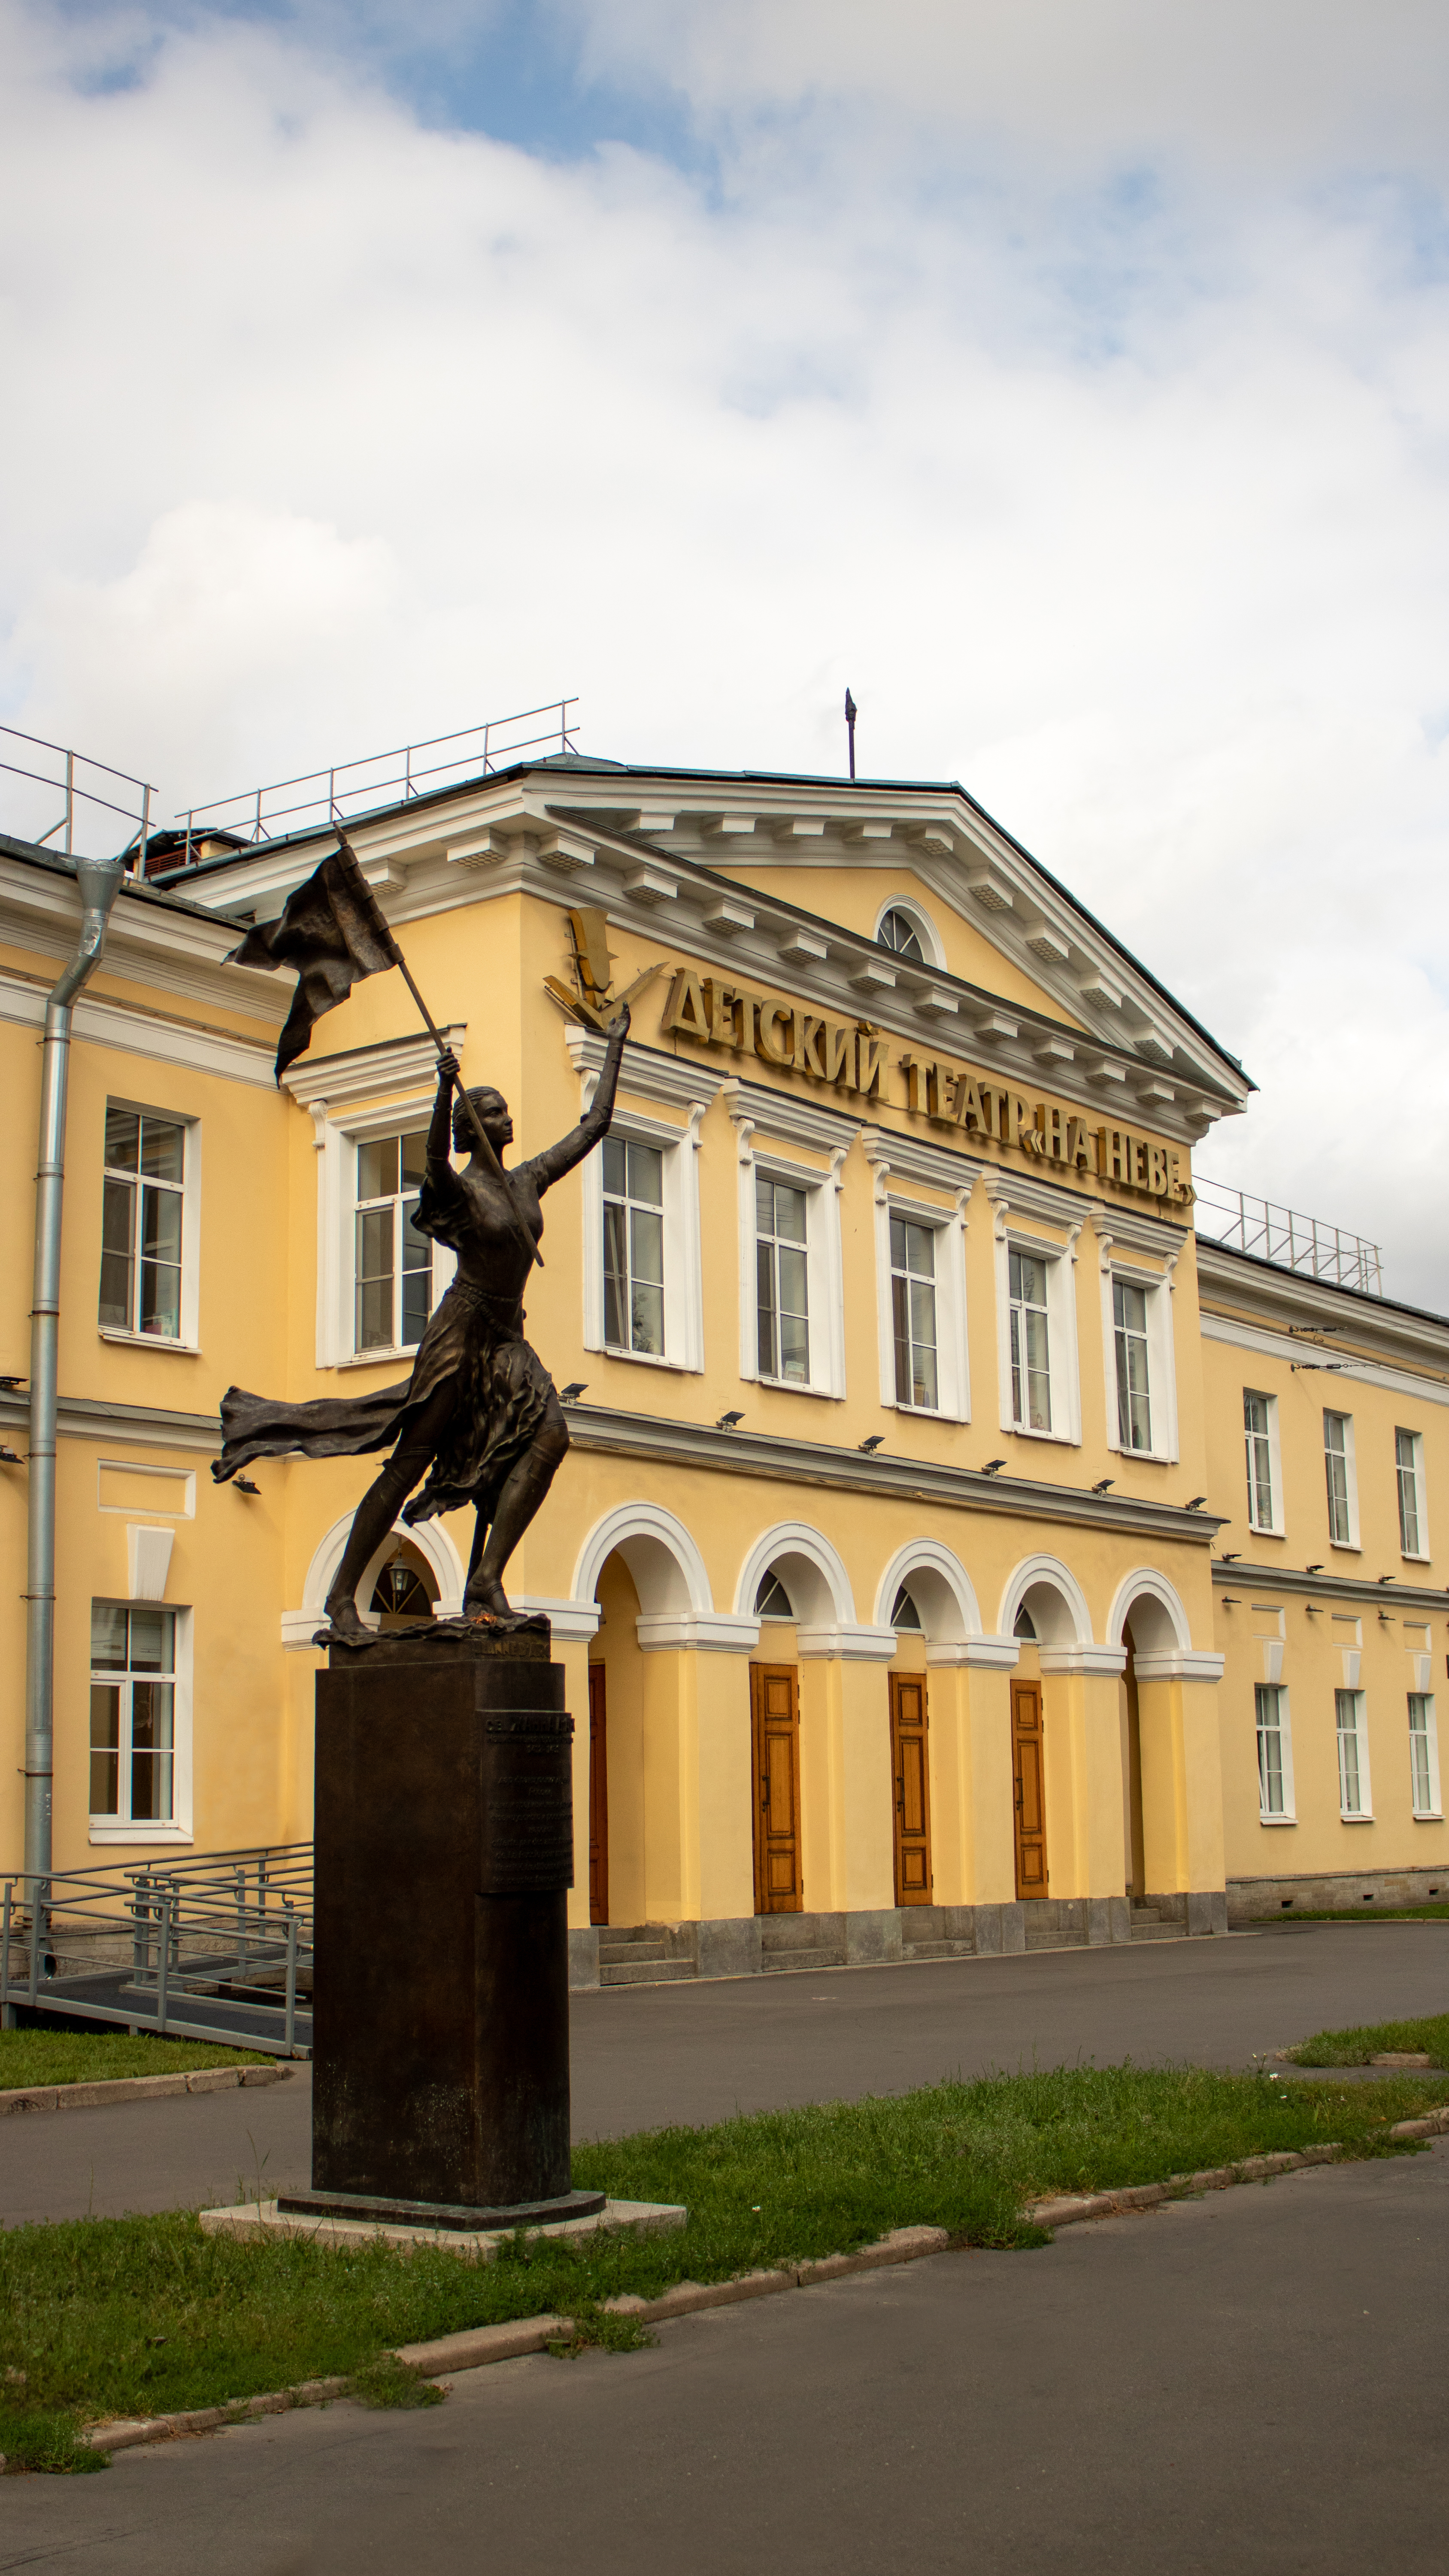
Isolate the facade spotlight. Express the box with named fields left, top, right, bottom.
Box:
left=233, top=1476, right=261, bottom=1496
left=1091, top=1478, right=1114, bottom=1495
left=0, top=1446, right=21, bottom=1465
left=716, top=1410, right=745, bottom=1431
left=1185, top=1496, right=1207, bottom=1510
left=560, top=1382, right=588, bottom=1403
left=981, top=1458, right=1006, bottom=1476
left=1220, top=1552, right=1241, bottom=1563
left=858, top=1434, right=885, bottom=1453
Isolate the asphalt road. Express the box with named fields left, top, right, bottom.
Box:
left=3, top=1922, right=1445, bottom=2227
left=4, top=2136, right=1446, bottom=2574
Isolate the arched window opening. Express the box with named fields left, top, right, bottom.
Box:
left=755, top=1572, right=795, bottom=1619
left=891, top=1584, right=923, bottom=1631
left=1013, top=1603, right=1038, bottom=1640
left=370, top=1540, right=438, bottom=1628
left=878, top=907, right=925, bottom=962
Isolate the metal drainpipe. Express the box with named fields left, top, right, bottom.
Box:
left=25, top=855, right=126, bottom=1921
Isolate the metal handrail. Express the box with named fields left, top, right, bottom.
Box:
left=1, top=1843, right=314, bottom=2055
left=0, top=723, right=157, bottom=864
left=1194, top=1175, right=1383, bottom=1296
left=170, top=697, right=579, bottom=864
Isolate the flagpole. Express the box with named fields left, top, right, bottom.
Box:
left=392, top=948, right=545, bottom=1273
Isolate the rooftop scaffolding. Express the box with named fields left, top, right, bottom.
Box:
left=1194, top=1175, right=1383, bottom=1297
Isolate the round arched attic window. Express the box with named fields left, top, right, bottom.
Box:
left=878, top=906, right=926, bottom=962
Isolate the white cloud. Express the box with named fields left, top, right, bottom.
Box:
left=2, top=1, right=1448, bottom=1299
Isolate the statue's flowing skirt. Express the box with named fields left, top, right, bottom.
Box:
left=212, top=1280, right=555, bottom=1525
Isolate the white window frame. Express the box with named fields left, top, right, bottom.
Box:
left=1408, top=1692, right=1441, bottom=1820
left=1322, top=1409, right=1360, bottom=1550
left=351, top=1124, right=439, bottom=1360
left=1100, top=1261, right=1179, bottom=1462
left=338, top=1107, right=455, bottom=1365
left=872, top=1187, right=970, bottom=1423
left=581, top=1106, right=704, bottom=1373
left=736, top=1145, right=846, bottom=1400
left=872, top=896, right=945, bottom=969
left=1335, top=1687, right=1373, bottom=1820
left=88, top=1600, right=194, bottom=1847
left=1243, top=1388, right=1284, bottom=1536
left=993, top=1225, right=1082, bottom=1446
left=1255, top=1682, right=1295, bottom=1823
left=1396, top=1428, right=1429, bottom=1561
left=98, top=1099, right=201, bottom=1353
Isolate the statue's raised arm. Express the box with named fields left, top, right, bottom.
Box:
left=522, top=1004, right=631, bottom=1197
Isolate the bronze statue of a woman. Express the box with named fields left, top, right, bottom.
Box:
left=212, top=1007, right=630, bottom=1640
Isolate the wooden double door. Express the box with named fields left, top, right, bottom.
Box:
left=889, top=1673, right=933, bottom=1906
left=1011, top=1679, right=1048, bottom=1898
left=750, top=1664, right=803, bottom=1913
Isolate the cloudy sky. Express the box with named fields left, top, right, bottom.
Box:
left=3, top=1, right=1447, bottom=1299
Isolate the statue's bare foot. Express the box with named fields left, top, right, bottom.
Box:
left=319, top=1591, right=372, bottom=1643
left=463, top=1577, right=511, bottom=1622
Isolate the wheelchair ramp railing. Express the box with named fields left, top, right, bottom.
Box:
left=1, top=1844, right=314, bottom=2057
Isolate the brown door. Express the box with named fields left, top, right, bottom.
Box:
left=1011, top=1680, right=1048, bottom=1899
left=588, top=1663, right=609, bottom=1927
left=889, top=1673, right=933, bottom=1905
left=750, top=1664, right=802, bottom=1914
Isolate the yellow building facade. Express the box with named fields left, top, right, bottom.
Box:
left=2, top=756, right=1443, bottom=1982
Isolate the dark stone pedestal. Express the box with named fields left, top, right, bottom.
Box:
left=292, top=1623, right=598, bottom=2221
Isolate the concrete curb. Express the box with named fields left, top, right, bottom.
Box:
left=79, top=2130, right=1449, bottom=2457
left=0, top=2064, right=288, bottom=2114
left=84, top=2226, right=952, bottom=2453
left=1025, top=2110, right=1449, bottom=2230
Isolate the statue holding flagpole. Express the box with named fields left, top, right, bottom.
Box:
left=211, top=834, right=628, bottom=1641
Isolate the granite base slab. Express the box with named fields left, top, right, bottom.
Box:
left=197, top=2194, right=686, bottom=2259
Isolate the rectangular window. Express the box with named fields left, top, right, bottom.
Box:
left=90, top=1604, right=175, bottom=1823
left=1113, top=1278, right=1152, bottom=1452
left=891, top=1216, right=939, bottom=1410
left=756, top=1175, right=810, bottom=1383
left=1008, top=1249, right=1051, bottom=1432
left=1396, top=1429, right=1425, bottom=1556
left=1255, top=1684, right=1290, bottom=1817
left=1323, top=1412, right=1352, bottom=1546
left=1409, top=1695, right=1440, bottom=1817
left=100, top=1108, right=186, bottom=1340
left=602, top=1136, right=664, bottom=1356
left=1335, top=1689, right=1370, bottom=1817
left=354, top=1130, right=432, bottom=1353
left=1244, top=1391, right=1274, bottom=1530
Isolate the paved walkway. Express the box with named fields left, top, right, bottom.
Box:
left=3, top=1923, right=1445, bottom=2227
left=5, top=2137, right=1446, bottom=2573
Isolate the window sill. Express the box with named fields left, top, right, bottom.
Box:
left=338, top=1347, right=419, bottom=1370
left=1246, top=1524, right=1285, bottom=1541
left=1412, top=1811, right=1444, bottom=1823
left=89, top=1823, right=193, bottom=1846
left=1402, top=1555, right=1433, bottom=1567
left=754, top=1376, right=843, bottom=1403
left=1339, top=1812, right=1375, bottom=1824
left=1107, top=1448, right=1174, bottom=1467
left=888, top=1400, right=969, bottom=1426
left=1006, top=1423, right=1078, bottom=1447
left=600, top=1346, right=699, bottom=1375
left=1329, top=1543, right=1362, bottom=1555
left=1258, top=1814, right=1297, bottom=1827
left=99, top=1329, right=198, bottom=1356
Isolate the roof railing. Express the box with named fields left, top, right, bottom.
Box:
left=0, top=724, right=157, bottom=866
left=1194, top=1176, right=1383, bottom=1297
left=167, top=697, right=580, bottom=870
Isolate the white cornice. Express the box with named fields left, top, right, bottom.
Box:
left=0, top=854, right=288, bottom=1027
left=0, top=968, right=278, bottom=1088
left=282, top=1025, right=467, bottom=1110
left=1092, top=1202, right=1188, bottom=1267
left=858, top=1123, right=986, bottom=1205
left=720, top=1075, right=860, bottom=1163
left=564, top=1027, right=728, bottom=1117
left=1198, top=1308, right=1449, bottom=1410
left=982, top=1167, right=1091, bottom=1240
left=149, top=776, right=1246, bottom=1143
left=1196, top=1239, right=1449, bottom=1373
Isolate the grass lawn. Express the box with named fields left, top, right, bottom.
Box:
left=4, top=2060, right=1448, bottom=2475
left=0, top=2031, right=271, bottom=2090
left=1287, top=2012, right=1449, bottom=2067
